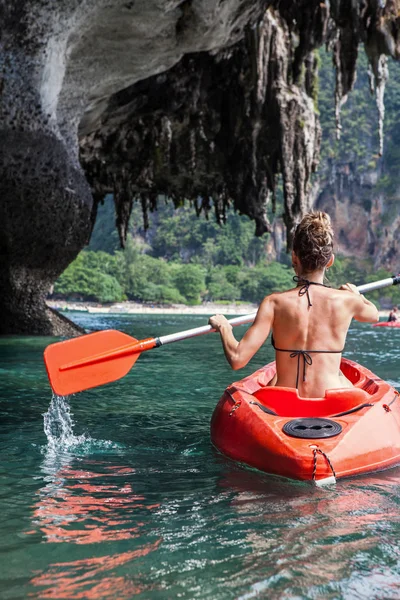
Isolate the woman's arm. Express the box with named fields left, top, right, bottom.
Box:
left=340, top=283, right=379, bottom=323
left=209, top=296, right=275, bottom=370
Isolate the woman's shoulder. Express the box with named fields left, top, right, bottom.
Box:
left=259, top=288, right=301, bottom=312
left=260, top=288, right=294, bottom=306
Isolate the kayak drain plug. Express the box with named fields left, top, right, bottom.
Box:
left=282, top=418, right=342, bottom=439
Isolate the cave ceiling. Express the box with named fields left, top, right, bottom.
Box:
left=76, top=0, right=400, bottom=246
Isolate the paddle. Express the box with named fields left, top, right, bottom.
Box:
left=44, top=274, right=400, bottom=396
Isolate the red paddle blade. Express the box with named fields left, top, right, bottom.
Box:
left=44, top=330, right=141, bottom=396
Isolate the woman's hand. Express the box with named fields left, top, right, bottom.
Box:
left=339, top=282, right=360, bottom=295
left=209, top=297, right=274, bottom=369
left=209, top=314, right=232, bottom=332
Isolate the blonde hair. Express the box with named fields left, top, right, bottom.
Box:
left=293, top=211, right=334, bottom=272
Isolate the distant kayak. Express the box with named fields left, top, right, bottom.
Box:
left=211, top=358, right=400, bottom=485
left=373, top=321, right=400, bottom=328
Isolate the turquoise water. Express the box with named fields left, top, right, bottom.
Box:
left=1, top=314, right=400, bottom=599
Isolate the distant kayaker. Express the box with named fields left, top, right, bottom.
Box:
left=388, top=306, right=399, bottom=322
left=209, top=211, right=379, bottom=398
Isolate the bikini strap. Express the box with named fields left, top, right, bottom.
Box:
left=293, top=276, right=331, bottom=308
left=271, top=335, right=344, bottom=388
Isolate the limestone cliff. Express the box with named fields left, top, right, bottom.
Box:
left=1, top=0, right=400, bottom=334
left=315, top=163, right=400, bottom=272
left=314, top=45, right=400, bottom=273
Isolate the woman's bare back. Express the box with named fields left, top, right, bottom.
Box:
left=270, top=285, right=355, bottom=397
left=208, top=276, right=378, bottom=399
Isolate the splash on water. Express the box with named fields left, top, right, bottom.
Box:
left=43, top=394, right=89, bottom=452
left=43, top=394, right=124, bottom=455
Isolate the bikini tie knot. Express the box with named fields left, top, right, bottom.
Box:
left=293, top=276, right=312, bottom=308
left=289, top=350, right=313, bottom=388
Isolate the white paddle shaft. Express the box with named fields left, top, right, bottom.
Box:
left=159, top=313, right=257, bottom=345
left=158, top=274, right=399, bottom=346
left=357, top=277, right=396, bottom=294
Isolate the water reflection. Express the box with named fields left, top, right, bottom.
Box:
left=28, top=448, right=161, bottom=598
left=220, top=467, right=400, bottom=599
left=30, top=542, right=161, bottom=599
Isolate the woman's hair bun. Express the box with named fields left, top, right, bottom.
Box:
left=293, top=211, right=334, bottom=272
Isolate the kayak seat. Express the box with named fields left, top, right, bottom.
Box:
left=252, top=386, right=370, bottom=418
left=237, top=359, right=369, bottom=391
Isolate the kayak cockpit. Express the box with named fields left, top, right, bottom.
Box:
left=252, top=386, right=370, bottom=418
left=227, top=358, right=389, bottom=419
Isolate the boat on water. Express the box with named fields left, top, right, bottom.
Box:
left=373, top=321, right=400, bottom=328
left=211, top=358, right=400, bottom=485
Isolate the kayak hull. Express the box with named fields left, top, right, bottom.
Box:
left=373, top=321, right=400, bottom=328
left=210, top=358, right=400, bottom=483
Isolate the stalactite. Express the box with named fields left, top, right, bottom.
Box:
left=114, top=179, right=134, bottom=248
left=78, top=0, right=400, bottom=250
left=363, top=0, right=397, bottom=156
left=374, top=54, right=389, bottom=156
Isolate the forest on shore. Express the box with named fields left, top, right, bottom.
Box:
left=52, top=200, right=396, bottom=308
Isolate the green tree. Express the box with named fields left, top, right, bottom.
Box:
left=54, top=255, right=124, bottom=303
left=237, top=262, right=293, bottom=303
left=173, top=264, right=206, bottom=304
left=256, top=262, right=294, bottom=297
left=206, top=267, right=241, bottom=301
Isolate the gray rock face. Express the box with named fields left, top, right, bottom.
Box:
left=0, top=130, right=92, bottom=334
left=0, top=0, right=399, bottom=334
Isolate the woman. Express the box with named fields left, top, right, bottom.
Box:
left=209, top=211, right=379, bottom=398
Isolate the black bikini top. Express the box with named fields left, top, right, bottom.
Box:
left=272, top=276, right=344, bottom=388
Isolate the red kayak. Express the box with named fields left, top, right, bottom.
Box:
left=373, top=321, right=400, bottom=328
left=211, top=358, right=400, bottom=485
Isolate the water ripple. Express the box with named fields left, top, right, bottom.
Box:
left=1, top=317, right=400, bottom=599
